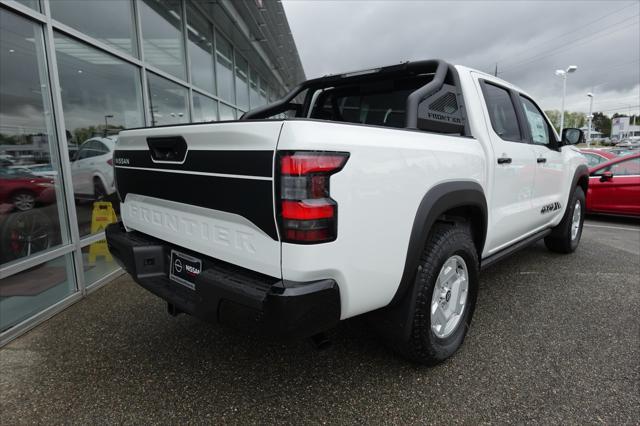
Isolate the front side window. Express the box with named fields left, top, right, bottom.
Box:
left=520, top=96, right=553, bottom=146
left=482, top=83, right=521, bottom=142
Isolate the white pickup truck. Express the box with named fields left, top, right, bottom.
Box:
left=106, top=60, right=588, bottom=364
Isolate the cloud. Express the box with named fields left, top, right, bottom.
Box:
left=283, top=0, right=640, bottom=115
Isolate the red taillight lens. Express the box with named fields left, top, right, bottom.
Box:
left=278, top=151, right=348, bottom=244
left=107, top=158, right=113, bottom=166
left=282, top=200, right=335, bottom=220
left=281, top=154, right=347, bottom=175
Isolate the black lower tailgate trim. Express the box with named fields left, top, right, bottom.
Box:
left=115, top=168, right=278, bottom=240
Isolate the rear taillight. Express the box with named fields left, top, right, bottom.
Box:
left=278, top=151, right=349, bottom=243
left=107, top=158, right=113, bottom=166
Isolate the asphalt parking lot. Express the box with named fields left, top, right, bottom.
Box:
left=1, top=217, right=638, bottom=424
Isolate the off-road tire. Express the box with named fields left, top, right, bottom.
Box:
left=398, top=223, right=479, bottom=365
left=544, top=186, right=585, bottom=254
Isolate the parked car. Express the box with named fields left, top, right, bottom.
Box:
left=23, top=163, right=57, bottom=177
left=0, top=168, right=55, bottom=211
left=587, top=153, right=640, bottom=217
left=106, top=59, right=589, bottom=365
left=579, top=148, right=617, bottom=167
left=70, top=136, right=116, bottom=200
left=607, top=147, right=637, bottom=157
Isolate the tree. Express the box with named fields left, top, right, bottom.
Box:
left=545, top=110, right=560, bottom=131
left=592, top=112, right=611, bottom=137
left=544, top=110, right=585, bottom=132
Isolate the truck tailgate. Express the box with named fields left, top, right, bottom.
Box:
left=113, top=121, right=283, bottom=278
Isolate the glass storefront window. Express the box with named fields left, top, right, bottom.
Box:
left=0, top=9, right=69, bottom=265
left=148, top=72, right=189, bottom=126
left=259, top=76, right=268, bottom=107
left=50, top=0, right=137, bottom=56
left=235, top=55, right=250, bottom=111
left=139, top=0, right=186, bottom=80
left=14, top=0, right=40, bottom=12
left=0, top=254, right=76, bottom=333
left=192, top=93, right=218, bottom=122
left=186, top=1, right=215, bottom=94
left=54, top=33, right=144, bottom=238
left=249, top=68, right=260, bottom=108
left=219, top=103, right=236, bottom=121
left=81, top=243, right=119, bottom=288
left=215, top=31, right=235, bottom=104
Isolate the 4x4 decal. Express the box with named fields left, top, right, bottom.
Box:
left=541, top=202, right=561, bottom=214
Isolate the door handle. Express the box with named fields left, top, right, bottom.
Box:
left=537, top=158, right=547, bottom=163
left=497, top=157, right=512, bottom=164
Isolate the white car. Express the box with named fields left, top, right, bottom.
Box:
left=71, top=136, right=116, bottom=199
left=106, top=60, right=588, bottom=365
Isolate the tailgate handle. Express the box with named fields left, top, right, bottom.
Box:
left=147, top=136, right=187, bottom=162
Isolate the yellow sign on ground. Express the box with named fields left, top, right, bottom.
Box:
left=88, top=201, right=117, bottom=265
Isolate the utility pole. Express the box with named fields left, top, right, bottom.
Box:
left=494, top=63, right=498, bottom=77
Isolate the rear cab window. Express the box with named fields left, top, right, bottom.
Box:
left=480, top=82, right=521, bottom=142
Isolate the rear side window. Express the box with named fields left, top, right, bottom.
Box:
left=482, top=83, right=521, bottom=142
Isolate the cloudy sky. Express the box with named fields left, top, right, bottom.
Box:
left=282, top=0, right=640, bottom=116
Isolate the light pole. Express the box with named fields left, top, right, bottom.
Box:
left=555, top=65, right=578, bottom=135
left=587, top=93, right=594, bottom=147
left=104, top=114, right=113, bottom=137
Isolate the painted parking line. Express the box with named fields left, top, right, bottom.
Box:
left=584, top=223, right=640, bottom=232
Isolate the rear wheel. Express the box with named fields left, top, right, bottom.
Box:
left=544, top=186, right=585, bottom=253
left=397, top=223, right=479, bottom=365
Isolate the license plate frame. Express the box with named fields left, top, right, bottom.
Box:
left=169, top=249, right=202, bottom=290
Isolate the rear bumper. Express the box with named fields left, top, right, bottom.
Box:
left=105, top=223, right=340, bottom=339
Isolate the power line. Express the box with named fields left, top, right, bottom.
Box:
left=595, top=104, right=640, bottom=113
left=498, top=15, right=639, bottom=75
left=493, top=1, right=638, bottom=66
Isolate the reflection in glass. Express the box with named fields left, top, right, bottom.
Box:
left=148, top=72, right=189, bottom=126
left=235, top=54, right=250, bottom=111
left=219, top=103, right=236, bottom=121
left=0, top=255, right=76, bottom=333
left=14, top=0, right=40, bottom=11
left=82, top=242, right=119, bottom=288
left=140, top=0, right=186, bottom=79
left=249, top=68, right=260, bottom=108
left=51, top=0, right=137, bottom=56
left=193, top=93, right=218, bottom=122
left=186, top=1, right=215, bottom=94
left=0, top=9, right=68, bottom=265
left=54, top=33, right=144, bottom=237
left=215, top=31, right=235, bottom=104
left=259, top=76, right=268, bottom=107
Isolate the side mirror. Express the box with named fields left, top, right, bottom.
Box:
left=600, top=171, right=613, bottom=182
left=561, top=128, right=585, bottom=145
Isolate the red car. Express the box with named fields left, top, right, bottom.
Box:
left=579, top=148, right=617, bottom=167
left=0, top=168, right=55, bottom=211
left=587, top=153, right=640, bottom=217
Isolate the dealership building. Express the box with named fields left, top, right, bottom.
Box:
left=0, top=0, right=304, bottom=345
